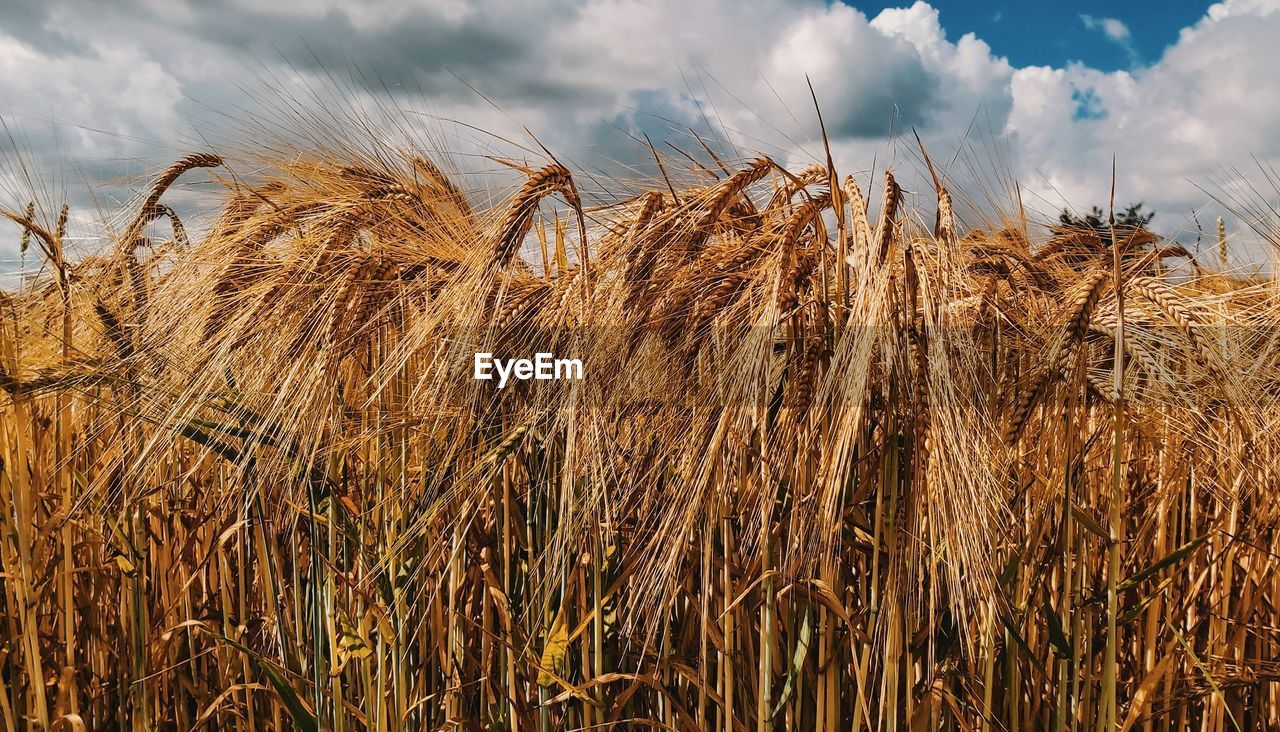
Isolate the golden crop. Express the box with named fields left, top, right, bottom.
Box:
left=0, top=130, right=1276, bottom=730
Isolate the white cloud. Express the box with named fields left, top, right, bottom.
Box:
left=1207, top=0, right=1280, bottom=22
left=1, top=0, right=1279, bottom=274
left=1010, top=0, right=1280, bottom=239
left=1079, top=13, right=1139, bottom=68
left=1080, top=14, right=1131, bottom=42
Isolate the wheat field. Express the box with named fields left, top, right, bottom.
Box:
left=1, top=128, right=1278, bottom=731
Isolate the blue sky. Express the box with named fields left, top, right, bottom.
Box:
left=857, top=0, right=1212, bottom=69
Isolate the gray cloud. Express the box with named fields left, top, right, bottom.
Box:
left=191, top=2, right=546, bottom=99
left=1, top=0, right=1279, bottom=285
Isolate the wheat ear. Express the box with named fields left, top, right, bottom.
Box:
left=1003, top=270, right=1110, bottom=445
left=490, top=164, right=577, bottom=272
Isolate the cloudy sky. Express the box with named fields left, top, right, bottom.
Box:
left=1, top=0, right=1279, bottom=278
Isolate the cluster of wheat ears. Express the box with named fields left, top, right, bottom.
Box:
left=0, top=129, right=1278, bottom=732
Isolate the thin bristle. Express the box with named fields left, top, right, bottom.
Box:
left=1, top=135, right=1277, bottom=732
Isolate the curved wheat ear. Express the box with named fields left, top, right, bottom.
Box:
left=1058, top=270, right=1111, bottom=345
left=775, top=200, right=823, bottom=311
left=782, top=250, right=822, bottom=315
left=328, top=255, right=402, bottom=355
left=495, top=282, right=552, bottom=334
left=630, top=191, right=665, bottom=243
left=1130, top=276, right=1234, bottom=388
left=550, top=267, right=584, bottom=326
left=622, top=191, right=667, bottom=301
left=691, top=228, right=764, bottom=298
left=1003, top=270, right=1110, bottom=446
left=685, top=229, right=770, bottom=327
left=119, top=154, right=222, bottom=335
left=1132, top=277, right=1255, bottom=439
left=765, top=165, right=826, bottom=214
left=725, top=196, right=763, bottom=232
left=2, top=210, right=60, bottom=267
left=1085, top=368, right=1118, bottom=403
left=909, top=318, right=930, bottom=400
left=691, top=157, right=773, bottom=231
left=365, top=183, right=420, bottom=204
left=490, top=164, right=578, bottom=272
left=843, top=175, right=872, bottom=259
left=337, top=163, right=396, bottom=186
left=338, top=164, right=424, bottom=207
left=94, top=301, right=133, bottom=361
left=204, top=253, right=257, bottom=341
left=209, top=182, right=284, bottom=244
left=625, top=191, right=666, bottom=263
left=411, top=157, right=474, bottom=222
left=873, top=171, right=901, bottom=263
left=1035, top=229, right=1107, bottom=264
left=1089, top=311, right=1167, bottom=384
left=689, top=270, right=747, bottom=327
left=1130, top=277, right=1201, bottom=342
left=122, top=153, right=222, bottom=247
left=223, top=218, right=362, bottom=352
left=150, top=204, right=189, bottom=248
left=480, top=413, right=543, bottom=466
left=779, top=198, right=823, bottom=243
left=789, top=321, right=824, bottom=421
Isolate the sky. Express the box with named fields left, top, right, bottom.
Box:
left=1, top=0, right=1279, bottom=280
left=855, top=1, right=1212, bottom=70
